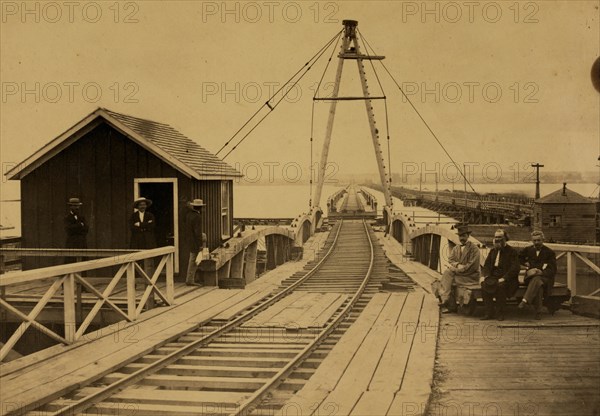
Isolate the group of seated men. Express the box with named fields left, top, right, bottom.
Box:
left=435, top=224, right=557, bottom=321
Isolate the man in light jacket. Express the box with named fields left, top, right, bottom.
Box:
left=437, top=224, right=480, bottom=313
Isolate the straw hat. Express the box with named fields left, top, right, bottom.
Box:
left=133, top=197, right=152, bottom=209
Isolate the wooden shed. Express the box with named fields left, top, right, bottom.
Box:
left=533, top=183, right=596, bottom=244
left=6, top=108, right=242, bottom=277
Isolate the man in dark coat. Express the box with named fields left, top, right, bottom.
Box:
left=129, top=197, right=156, bottom=249
left=480, top=229, right=520, bottom=321
left=518, top=230, right=557, bottom=320
left=185, top=199, right=207, bottom=286
left=64, top=197, right=89, bottom=263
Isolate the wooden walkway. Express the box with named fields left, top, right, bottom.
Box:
left=430, top=311, right=600, bottom=416
left=379, top=232, right=600, bottom=416
left=277, top=291, right=439, bottom=416
left=0, top=233, right=331, bottom=415
left=3, top=228, right=597, bottom=415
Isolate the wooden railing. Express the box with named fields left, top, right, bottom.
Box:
left=199, top=227, right=297, bottom=287
left=0, top=246, right=174, bottom=362
left=508, top=241, right=600, bottom=298
left=409, top=225, right=600, bottom=298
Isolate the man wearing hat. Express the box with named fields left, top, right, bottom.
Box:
left=518, top=231, right=557, bottom=320
left=480, top=229, right=520, bottom=320
left=435, top=223, right=480, bottom=313
left=129, top=197, right=156, bottom=249
left=64, top=197, right=89, bottom=263
left=185, top=198, right=207, bottom=286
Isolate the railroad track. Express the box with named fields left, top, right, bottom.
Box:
left=340, top=186, right=364, bottom=212
left=21, top=220, right=414, bottom=416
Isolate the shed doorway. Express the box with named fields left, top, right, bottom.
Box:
left=134, top=178, right=179, bottom=273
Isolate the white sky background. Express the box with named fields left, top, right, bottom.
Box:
left=1, top=0, right=599, bottom=198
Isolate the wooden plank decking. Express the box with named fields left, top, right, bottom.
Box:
left=277, top=291, right=440, bottom=416
left=429, top=310, right=600, bottom=416
left=0, top=232, right=331, bottom=415
left=378, top=232, right=600, bottom=416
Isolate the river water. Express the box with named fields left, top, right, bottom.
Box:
left=1, top=182, right=596, bottom=238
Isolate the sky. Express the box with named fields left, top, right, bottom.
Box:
left=1, top=0, right=599, bottom=198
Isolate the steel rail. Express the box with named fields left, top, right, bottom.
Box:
left=231, top=219, right=375, bottom=416
left=46, top=220, right=347, bottom=416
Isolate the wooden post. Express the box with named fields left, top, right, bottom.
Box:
left=567, top=251, right=577, bottom=296
left=244, top=241, right=258, bottom=283
left=428, top=234, right=435, bottom=270
left=275, top=236, right=285, bottom=266
left=63, top=273, right=76, bottom=343
left=230, top=248, right=246, bottom=279
left=144, top=258, right=154, bottom=310
left=166, top=252, right=174, bottom=305
left=126, top=262, right=137, bottom=320
left=266, top=235, right=276, bottom=270
left=76, top=281, right=83, bottom=325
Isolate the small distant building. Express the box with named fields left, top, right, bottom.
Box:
left=5, top=108, right=242, bottom=276
left=533, top=183, right=596, bottom=244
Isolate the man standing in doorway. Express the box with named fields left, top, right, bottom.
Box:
left=129, top=197, right=156, bottom=249
left=480, top=229, right=520, bottom=321
left=64, top=197, right=89, bottom=263
left=518, top=231, right=557, bottom=320
left=436, top=224, right=480, bottom=313
left=185, top=199, right=207, bottom=286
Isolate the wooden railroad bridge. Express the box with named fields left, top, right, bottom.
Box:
left=1, top=185, right=599, bottom=416
left=1, top=19, right=599, bottom=416
left=388, top=186, right=536, bottom=225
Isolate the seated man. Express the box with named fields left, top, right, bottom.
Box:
left=480, top=229, right=520, bottom=321
left=518, top=230, right=557, bottom=320
left=436, top=224, right=480, bottom=313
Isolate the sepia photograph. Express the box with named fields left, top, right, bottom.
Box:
left=0, top=1, right=599, bottom=415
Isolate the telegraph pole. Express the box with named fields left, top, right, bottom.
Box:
left=531, top=163, right=544, bottom=199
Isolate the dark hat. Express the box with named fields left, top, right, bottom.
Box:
left=67, top=197, right=83, bottom=206
left=454, top=223, right=471, bottom=236
left=133, top=197, right=152, bottom=209
left=190, top=199, right=205, bottom=207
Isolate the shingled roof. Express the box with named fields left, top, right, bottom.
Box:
left=536, top=185, right=594, bottom=204
left=6, top=107, right=242, bottom=180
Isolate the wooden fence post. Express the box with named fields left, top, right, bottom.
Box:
left=126, top=262, right=137, bottom=320
left=144, top=258, right=154, bottom=310
left=166, top=252, right=174, bottom=305
left=567, top=251, right=577, bottom=296
left=63, top=273, right=76, bottom=343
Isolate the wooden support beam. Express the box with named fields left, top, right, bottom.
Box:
left=166, top=253, right=174, bottom=304
left=143, top=258, right=155, bottom=310
left=63, top=273, right=76, bottom=343
left=275, top=236, right=286, bottom=266
left=230, top=247, right=246, bottom=279
left=573, top=251, right=600, bottom=275
left=567, top=251, right=577, bottom=296
left=266, top=235, right=277, bottom=271
left=220, top=260, right=232, bottom=280
left=126, top=262, right=137, bottom=320
left=244, top=241, right=258, bottom=283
